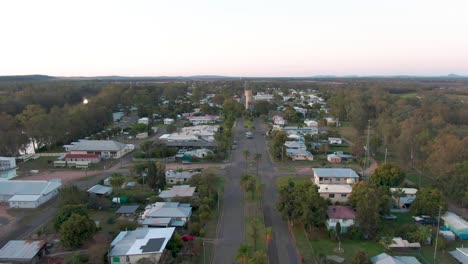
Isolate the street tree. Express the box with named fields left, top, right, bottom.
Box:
left=54, top=204, right=88, bottom=231
left=370, top=163, right=405, bottom=187
left=236, top=244, right=252, bottom=264
left=60, top=214, right=96, bottom=248
left=253, top=153, right=262, bottom=176
left=249, top=250, right=268, bottom=264
left=411, top=188, right=447, bottom=217
left=109, top=173, right=125, bottom=188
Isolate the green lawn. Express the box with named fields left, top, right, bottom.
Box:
left=405, top=169, right=434, bottom=188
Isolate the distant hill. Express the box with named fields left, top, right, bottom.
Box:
left=0, top=75, right=56, bottom=82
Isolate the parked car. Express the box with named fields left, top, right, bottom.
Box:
left=413, top=215, right=437, bottom=225
left=182, top=160, right=191, bottom=165
left=182, top=234, right=195, bottom=242
left=384, top=214, right=397, bottom=220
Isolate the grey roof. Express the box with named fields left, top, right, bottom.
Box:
left=165, top=141, right=218, bottom=147
left=87, top=184, right=112, bottom=195
left=313, top=168, right=359, bottom=178
left=0, top=240, right=46, bottom=260
left=116, top=205, right=139, bottom=214
left=0, top=180, right=61, bottom=196
left=449, top=248, right=468, bottom=264
left=147, top=207, right=192, bottom=218
left=159, top=185, right=196, bottom=199
left=165, top=170, right=200, bottom=180
left=371, top=253, right=421, bottom=264
left=67, top=140, right=127, bottom=152
left=286, top=149, right=313, bottom=156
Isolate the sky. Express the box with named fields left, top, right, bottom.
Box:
left=1, top=0, right=468, bottom=77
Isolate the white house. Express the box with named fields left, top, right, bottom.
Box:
left=328, top=137, right=343, bottom=145
left=304, top=119, right=318, bottom=127
left=163, top=118, right=175, bottom=125
left=272, top=115, right=287, bottom=126
left=138, top=117, right=149, bottom=125
left=183, top=148, right=214, bottom=159
left=312, top=168, right=359, bottom=185
left=165, top=170, right=201, bottom=184
left=187, top=115, right=219, bottom=125
left=109, top=227, right=175, bottom=264
left=318, top=184, right=353, bottom=203
left=64, top=140, right=134, bottom=159
left=284, top=141, right=307, bottom=150
left=286, top=149, right=314, bottom=161
left=282, top=126, right=318, bottom=136
left=326, top=117, right=338, bottom=126
left=326, top=206, right=356, bottom=233
left=0, top=179, right=62, bottom=208
left=0, top=157, right=17, bottom=180
left=141, top=202, right=192, bottom=227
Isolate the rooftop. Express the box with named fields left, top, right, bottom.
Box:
left=371, top=253, right=421, bottom=264
left=165, top=170, right=200, bottom=180
left=313, top=168, right=359, bottom=178
left=116, top=205, right=139, bottom=214
left=65, top=140, right=128, bottom=152
left=0, top=240, right=46, bottom=260
left=327, top=206, right=356, bottom=219
left=159, top=185, right=196, bottom=199
left=87, top=184, right=112, bottom=195
left=109, top=227, right=175, bottom=257
left=318, top=184, right=353, bottom=194
left=0, top=179, right=62, bottom=196
left=390, top=188, right=418, bottom=195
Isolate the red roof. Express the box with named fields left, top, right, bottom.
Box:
left=65, top=154, right=100, bottom=159
left=327, top=206, right=356, bottom=219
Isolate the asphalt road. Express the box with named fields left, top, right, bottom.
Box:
left=213, top=118, right=299, bottom=264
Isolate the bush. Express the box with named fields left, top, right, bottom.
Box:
left=107, top=217, right=116, bottom=225
left=117, top=220, right=138, bottom=231
left=348, top=226, right=364, bottom=240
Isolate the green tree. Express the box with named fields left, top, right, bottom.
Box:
left=54, top=204, right=88, bottom=231
left=411, top=188, right=447, bottom=217
left=109, top=173, right=125, bottom=188
left=146, top=161, right=157, bottom=189
left=352, top=251, right=371, bottom=264
left=243, top=149, right=251, bottom=171
left=249, top=218, right=262, bottom=251
left=253, top=153, right=262, bottom=176
left=166, top=234, right=183, bottom=258
left=60, top=214, right=96, bottom=248
left=370, top=163, right=405, bottom=187
left=117, top=220, right=138, bottom=231
left=236, top=244, right=252, bottom=264
left=409, top=226, right=432, bottom=244
left=155, top=161, right=166, bottom=191
left=249, top=250, right=268, bottom=264
left=58, top=186, right=88, bottom=207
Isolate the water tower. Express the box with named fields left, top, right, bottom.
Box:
left=244, top=82, right=252, bottom=110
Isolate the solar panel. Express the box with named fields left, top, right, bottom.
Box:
left=140, top=238, right=165, bottom=253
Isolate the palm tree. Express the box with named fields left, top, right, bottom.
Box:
left=240, top=174, right=253, bottom=192
left=253, top=153, right=262, bottom=176
left=243, top=149, right=250, bottom=171
left=236, top=243, right=252, bottom=264
left=410, top=226, right=432, bottom=244
left=391, top=188, right=406, bottom=208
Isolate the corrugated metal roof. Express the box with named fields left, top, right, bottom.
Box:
left=66, top=140, right=127, bottom=152
left=109, top=227, right=175, bottom=256
left=116, top=205, right=139, bottom=214
left=87, top=184, right=112, bottom=195
left=147, top=207, right=191, bottom=218
left=0, top=180, right=61, bottom=196
left=313, top=168, right=359, bottom=178
left=0, top=240, right=46, bottom=260
left=159, top=185, right=196, bottom=199
left=8, top=195, right=41, bottom=202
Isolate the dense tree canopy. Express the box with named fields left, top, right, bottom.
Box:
left=60, top=213, right=96, bottom=248
left=370, top=163, right=405, bottom=187
left=411, top=188, right=448, bottom=217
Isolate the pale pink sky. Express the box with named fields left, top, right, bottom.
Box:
left=1, top=0, right=467, bottom=77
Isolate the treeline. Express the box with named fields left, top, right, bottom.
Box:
left=326, top=85, right=468, bottom=205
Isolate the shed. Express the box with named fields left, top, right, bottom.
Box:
left=0, top=240, right=47, bottom=264
left=87, top=184, right=112, bottom=195
left=442, top=212, right=468, bottom=240
left=327, top=154, right=342, bottom=163
left=449, top=248, right=468, bottom=264
left=116, top=205, right=139, bottom=217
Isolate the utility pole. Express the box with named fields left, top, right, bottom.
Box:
left=433, top=206, right=442, bottom=263
left=384, top=148, right=388, bottom=163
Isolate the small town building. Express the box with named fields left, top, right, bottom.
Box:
left=325, top=117, right=337, bottom=126
left=141, top=202, right=192, bottom=227
left=388, top=237, right=421, bottom=250
left=304, top=119, right=318, bottom=127
left=371, top=253, right=421, bottom=264
left=165, top=170, right=201, bottom=184
left=109, top=227, right=175, bottom=264
left=442, top=212, right=468, bottom=240
left=325, top=206, right=356, bottom=233
left=87, top=184, right=113, bottom=196
left=159, top=185, right=196, bottom=202
left=449, top=248, right=468, bottom=263
left=312, top=168, right=359, bottom=185
left=284, top=141, right=307, bottom=150
left=282, top=126, right=318, bottom=135
left=115, top=205, right=139, bottom=218
left=136, top=132, right=149, bottom=139
left=64, top=140, right=134, bottom=159
left=328, top=137, right=343, bottom=145
left=287, top=134, right=304, bottom=141
left=64, top=153, right=101, bottom=163
left=272, top=115, right=287, bottom=126
left=318, top=184, right=352, bottom=203
left=163, top=118, right=175, bottom=125
left=138, top=117, right=149, bottom=125
left=113, top=112, right=124, bottom=122
left=187, top=115, right=219, bottom=125
left=0, top=240, right=47, bottom=264
left=390, top=188, right=418, bottom=209
left=0, top=179, right=62, bottom=208
left=0, top=157, right=17, bottom=179
left=286, top=149, right=314, bottom=161
left=183, top=148, right=214, bottom=159
left=327, top=154, right=342, bottom=163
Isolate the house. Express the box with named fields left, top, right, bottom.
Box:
left=327, top=154, right=342, bottom=163
left=165, top=170, right=201, bottom=184
left=253, top=93, right=274, bottom=101
left=141, top=202, right=192, bottom=227
left=371, top=253, right=421, bottom=264
left=325, top=206, right=356, bottom=233
left=87, top=184, right=112, bottom=196
left=272, top=115, right=287, bottom=126
left=0, top=179, right=62, bottom=208
left=0, top=240, right=47, bottom=264
left=390, top=188, right=418, bottom=209
left=328, top=137, right=343, bottom=145
left=284, top=141, right=307, bottom=150
left=159, top=185, right=196, bottom=202
left=136, top=132, right=149, bottom=139
left=312, top=168, right=359, bottom=185
left=282, top=126, right=318, bottom=135
left=64, top=153, right=101, bottom=163
left=287, top=134, right=304, bottom=142
left=163, top=118, right=174, bottom=125
left=116, top=205, right=139, bottom=218
left=64, top=140, right=134, bottom=159
left=187, top=115, right=219, bottom=125
left=442, top=212, right=468, bottom=240
left=318, top=184, right=352, bottom=203
left=286, top=149, right=314, bottom=161
left=326, top=117, right=337, bottom=126
left=183, top=148, right=214, bottom=159
left=449, top=248, right=468, bottom=264
left=304, top=119, right=318, bottom=127
left=109, top=227, right=175, bottom=264
left=138, top=117, right=149, bottom=125
left=0, top=157, right=17, bottom=179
